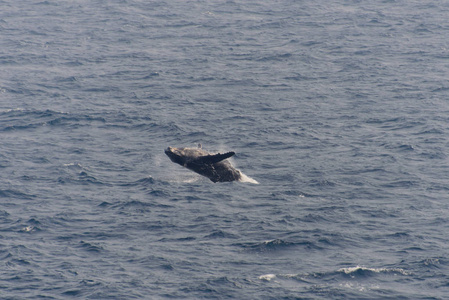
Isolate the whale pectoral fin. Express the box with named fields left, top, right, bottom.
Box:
left=200, top=152, right=235, bottom=164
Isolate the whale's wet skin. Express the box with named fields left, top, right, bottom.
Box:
left=165, top=146, right=242, bottom=183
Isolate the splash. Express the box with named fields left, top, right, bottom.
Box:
left=239, top=172, right=259, bottom=184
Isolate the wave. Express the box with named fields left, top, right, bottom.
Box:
left=259, top=265, right=412, bottom=283
left=118, top=176, right=155, bottom=187
left=0, top=108, right=110, bottom=132
left=338, top=265, right=411, bottom=276
left=204, top=230, right=239, bottom=239
left=59, top=164, right=106, bottom=186
left=0, top=189, right=36, bottom=200
left=236, top=238, right=321, bottom=253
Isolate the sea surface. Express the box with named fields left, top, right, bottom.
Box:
left=1, top=0, right=449, bottom=299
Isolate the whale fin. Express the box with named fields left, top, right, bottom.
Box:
left=199, top=152, right=235, bottom=164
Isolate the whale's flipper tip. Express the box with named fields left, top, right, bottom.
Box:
left=200, top=151, right=235, bottom=164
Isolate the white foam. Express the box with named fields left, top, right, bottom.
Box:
left=259, top=274, right=276, bottom=281
left=0, top=108, right=24, bottom=113
left=239, top=172, right=259, bottom=184
left=21, top=226, right=34, bottom=232
left=338, top=266, right=411, bottom=276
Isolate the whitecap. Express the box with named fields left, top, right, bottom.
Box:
left=338, top=266, right=411, bottom=276
left=21, top=226, right=34, bottom=232
left=0, top=108, right=24, bottom=113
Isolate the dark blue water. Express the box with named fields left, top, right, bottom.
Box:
left=2, top=0, right=449, bottom=299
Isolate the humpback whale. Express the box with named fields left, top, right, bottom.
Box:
left=164, top=145, right=242, bottom=183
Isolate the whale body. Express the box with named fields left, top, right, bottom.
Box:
left=164, top=146, right=242, bottom=183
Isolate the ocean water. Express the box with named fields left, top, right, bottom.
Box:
left=1, top=0, right=449, bottom=299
